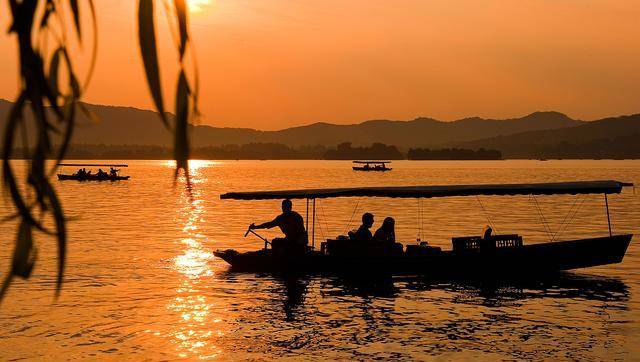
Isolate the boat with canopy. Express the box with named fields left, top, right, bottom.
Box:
left=215, top=180, right=633, bottom=275
left=57, top=163, right=130, bottom=181
left=352, top=161, right=392, bottom=171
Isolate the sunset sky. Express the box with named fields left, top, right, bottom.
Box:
left=1, top=0, right=639, bottom=129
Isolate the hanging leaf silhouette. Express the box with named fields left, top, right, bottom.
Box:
left=70, top=0, right=82, bottom=41
left=2, top=0, right=198, bottom=304
left=174, top=70, right=191, bottom=174
left=174, top=0, right=189, bottom=60
left=138, top=0, right=170, bottom=128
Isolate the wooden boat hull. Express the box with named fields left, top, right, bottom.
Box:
left=214, top=234, right=632, bottom=275
left=57, top=174, right=130, bottom=181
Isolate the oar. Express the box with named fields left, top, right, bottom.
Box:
left=245, top=227, right=271, bottom=249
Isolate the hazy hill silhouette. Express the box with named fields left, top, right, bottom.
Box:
left=0, top=99, right=583, bottom=148
left=193, top=111, right=581, bottom=147
left=452, top=114, right=640, bottom=158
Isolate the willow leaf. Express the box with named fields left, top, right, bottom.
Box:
left=138, top=0, right=169, bottom=128
left=2, top=94, right=41, bottom=229
left=12, top=221, right=36, bottom=278
left=174, top=70, right=190, bottom=174
left=40, top=0, right=55, bottom=29
left=70, top=0, right=82, bottom=41
left=83, top=0, right=98, bottom=88
left=174, top=0, right=188, bottom=60
left=48, top=47, right=62, bottom=99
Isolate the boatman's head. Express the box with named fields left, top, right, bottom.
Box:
left=362, top=212, right=374, bottom=227
left=282, top=199, right=293, bottom=212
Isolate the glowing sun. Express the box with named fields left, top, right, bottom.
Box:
left=188, top=0, right=211, bottom=13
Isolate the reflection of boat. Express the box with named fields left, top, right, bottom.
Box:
left=56, top=163, right=130, bottom=181
left=352, top=161, right=392, bottom=171
left=322, top=272, right=629, bottom=302
left=216, top=180, right=633, bottom=275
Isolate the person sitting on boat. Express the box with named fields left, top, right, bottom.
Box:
left=96, top=168, right=107, bottom=177
left=480, top=225, right=496, bottom=252
left=350, top=212, right=375, bottom=242
left=249, top=199, right=308, bottom=254
left=109, top=167, right=118, bottom=177
left=374, top=217, right=395, bottom=244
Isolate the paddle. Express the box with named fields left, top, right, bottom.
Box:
left=245, top=226, right=271, bottom=250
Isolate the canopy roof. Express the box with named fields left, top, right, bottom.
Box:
left=220, top=180, right=631, bottom=200
left=353, top=160, right=391, bottom=164
left=58, top=163, right=128, bottom=167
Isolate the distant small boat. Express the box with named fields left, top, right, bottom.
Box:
left=57, top=174, right=130, bottom=181
left=57, top=163, right=130, bottom=181
left=352, top=160, right=392, bottom=171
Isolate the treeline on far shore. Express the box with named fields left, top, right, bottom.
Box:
left=10, top=142, right=504, bottom=160
left=407, top=147, right=502, bottom=160
left=12, top=140, right=640, bottom=159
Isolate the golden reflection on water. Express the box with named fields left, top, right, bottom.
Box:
left=0, top=160, right=638, bottom=360
left=166, top=161, right=221, bottom=359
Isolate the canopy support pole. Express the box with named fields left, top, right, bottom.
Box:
left=605, top=194, right=612, bottom=237
left=312, top=198, right=316, bottom=249
left=306, top=198, right=309, bottom=235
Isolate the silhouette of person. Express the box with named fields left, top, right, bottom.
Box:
left=480, top=225, right=496, bottom=252
left=374, top=217, right=395, bottom=244
left=352, top=212, right=374, bottom=241
left=109, top=167, right=118, bottom=177
left=250, top=199, right=308, bottom=254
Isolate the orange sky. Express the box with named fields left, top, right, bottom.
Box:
left=1, top=0, right=640, bottom=129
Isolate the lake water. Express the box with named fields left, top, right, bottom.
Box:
left=0, top=160, right=639, bottom=360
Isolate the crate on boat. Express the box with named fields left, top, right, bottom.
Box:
left=452, top=234, right=523, bottom=252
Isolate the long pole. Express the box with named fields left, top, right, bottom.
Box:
left=312, top=198, right=316, bottom=249
left=605, top=194, right=612, bottom=237
left=306, top=198, right=309, bottom=235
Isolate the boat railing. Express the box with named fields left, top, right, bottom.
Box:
left=452, top=234, right=523, bottom=252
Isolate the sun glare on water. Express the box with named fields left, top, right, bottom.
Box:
left=188, top=0, right=211, bottom=13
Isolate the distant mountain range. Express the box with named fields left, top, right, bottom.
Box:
left=191, top=111, right=582, bottom=148
left=1, top=98, right=639, bottom=158
left=454, top=114, right=640, bottom=158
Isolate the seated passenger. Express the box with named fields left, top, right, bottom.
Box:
left=374, top=217, right=395, bottom=244
left=350, top=212, right=374, bottom=242
left=480, top=225, right=496, bottom=251
left=481, top=225, right=493, bottom=240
